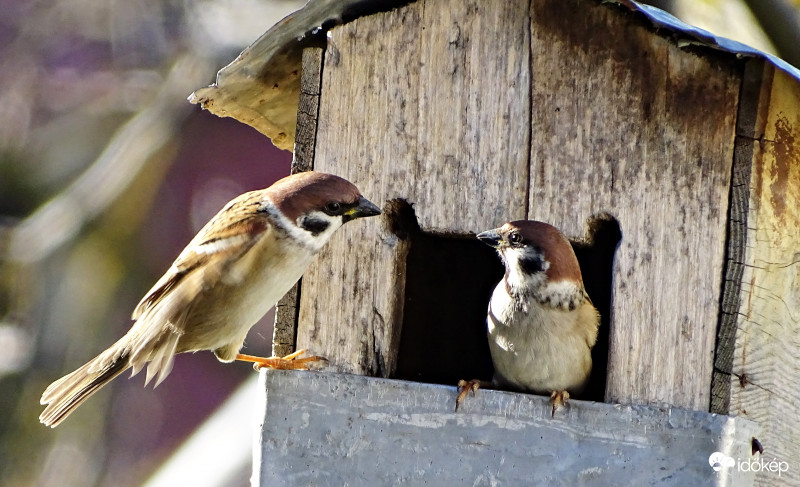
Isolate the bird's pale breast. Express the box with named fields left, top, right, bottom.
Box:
left=487, top=282, right=593, bottom=395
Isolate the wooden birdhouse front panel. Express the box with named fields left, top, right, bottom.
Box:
left=725, top=65, right=800, bottom=467
left=297, top=0, right=533, bottom=379
left=295, top=0, right=742, bottom=412
left=526, top=0, right=741, bottom=410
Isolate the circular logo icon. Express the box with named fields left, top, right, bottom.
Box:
left=709, top=452, right=735, bottom=471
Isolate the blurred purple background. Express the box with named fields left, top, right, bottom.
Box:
left=0, top=1, right=302, bottom=485
left=95, top=113, right=290, bottom=485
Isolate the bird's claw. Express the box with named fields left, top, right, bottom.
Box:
left=236, top=349, right=327, bottom=371
left=455, top=379, right=482, bottom=412
left=549, top=390, right=570, bottom=417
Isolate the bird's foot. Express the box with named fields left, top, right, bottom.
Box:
left=549, top=390, right=570, bottom=417
left=455, top=379, right=491, bottom=412
left=235, top=349, right=327, bottom=371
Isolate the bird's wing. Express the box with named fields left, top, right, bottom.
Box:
left=132, top=216, right=270, bottom=319
left=121, top=205, right=272, bottom=387
left=579, top=299, right=600, bottom=349
left=132, top=191, right=270, bottom=320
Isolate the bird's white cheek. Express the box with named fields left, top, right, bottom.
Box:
left=504, top=247, right=533, bottom=290
left=313, top=216, right=344, bottom=246
left=501, top=247, right=550, bottom=298
left=294, top=211, right=344, bottom=251
left=502, top=248, right=528, bottom=290
left=262, top=200, right=343, bottom=252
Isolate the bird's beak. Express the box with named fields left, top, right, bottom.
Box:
left=344, top=196, right=382, bottom=222
left=477, top=229, right=502, bottom=248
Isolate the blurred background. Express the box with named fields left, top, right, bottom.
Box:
left=0, top=0, right=303, bottom=485
left=0, top=0, right=797, bottom=486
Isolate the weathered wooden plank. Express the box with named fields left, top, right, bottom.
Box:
left=413, top=0, right=530, bottom=232
left=255, top=369, right=760, bottom=486
left=296, top=0, right=531, bottom=375
left=271, top=283, right=300, bottom=358
left=728, top=66, right=800, bottom=487
left=292, top=47, right=325, bottom=173
left=710, top=58, right=772, bottom=415
left=527, top=0, right=740, bottom=410
left=295, top=5, right=422, bottom=376
left=271, top=47, right=324, bottom=358
left=709, top=136, right=754, bottom=414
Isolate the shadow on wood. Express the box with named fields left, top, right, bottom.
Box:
left=391, top=201, right=501, bottom=386
left=573, top=214, right=623, bottom=402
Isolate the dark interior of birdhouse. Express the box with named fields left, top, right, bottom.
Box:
left=572, top=215, right=622, bottom=402
left=389, top=200, right=621, bottom=404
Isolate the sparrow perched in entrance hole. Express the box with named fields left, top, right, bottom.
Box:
left=456, top=220, right=599, bottom=416
left=40, top=171, right=381, bottom=427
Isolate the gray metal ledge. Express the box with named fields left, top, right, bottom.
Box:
left=254, top=370, right=758, bottom=486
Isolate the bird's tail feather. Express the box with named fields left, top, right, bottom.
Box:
left=39, top=347, right=131, bottom=428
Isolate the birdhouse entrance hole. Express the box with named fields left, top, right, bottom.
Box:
left=393, top=227, right=502, bottom=386
left=388, top=200, right=620, bottom=404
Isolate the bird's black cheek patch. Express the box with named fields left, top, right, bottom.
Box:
left=518, top=250, right=546, bottom=275
left=299, top=216, right=330, bottom=236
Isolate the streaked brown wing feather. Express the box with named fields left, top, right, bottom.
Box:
left=132, top=190, right=270, bottom=320
left=122, top=191, right=272, bottom=386
left=122, top=215, right=271, bottom=386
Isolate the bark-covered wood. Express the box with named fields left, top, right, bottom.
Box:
left=710, top=59, right=770, bottom=415
left=271, top=48, right=325, bottom=357
left=526, top=0, right=740, bottom=411
left=292, top=47, right=325, bottom=173
left=271, top=283, right=300, bottom=358
left=295, top=0, right=531, bottom=375
left=727, top=65, right=800, bottom=487
left=191, top=42, right=307, bottom=151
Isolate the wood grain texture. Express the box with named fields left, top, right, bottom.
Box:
left=709, top=136, right=753, bottom=414
left=711, top=59, right=771, bottom=415
left=728, top=66, right=800, bottom=487
left=527, top=0, right=740, bottom=410
left=296, top=5, right=421, bottom=376
left=271, top=282, right=300, bottom=358
left=296, top=0, right=531, bottom=375
left=414, top=0, right=530, bottom=232
left=271, top=48, right=325, bottom=357
left=292, top=47, right=325, bottom=173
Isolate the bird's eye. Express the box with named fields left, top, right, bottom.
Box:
left=508, top=232, right=522, bottom=245
left=324, top=202, right=342, bottom=215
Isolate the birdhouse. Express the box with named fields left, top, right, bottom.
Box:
left=190, top=0, right=800, bottom=484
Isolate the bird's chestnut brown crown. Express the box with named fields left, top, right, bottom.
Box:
left=478, top=220, right=583, bottom=285
left=267, top=172, right=381, bottom=228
